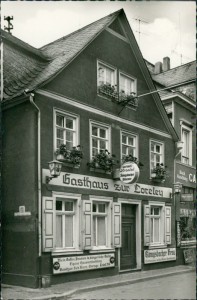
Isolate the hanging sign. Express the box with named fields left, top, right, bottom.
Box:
left=119, top=162, right=139, bottom=184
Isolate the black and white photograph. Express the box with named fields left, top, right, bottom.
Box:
left=1, top=1, right=196, bottom=299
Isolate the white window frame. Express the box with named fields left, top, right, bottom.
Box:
left=89, top=196, right=112, bottom=251
left=121, top=130, right=138, bottom=160
left=97, top=60, right=117, bottom=88
left=119, top=71, right=137, bottom=96
left=181, top=123, right=192, bottom=165
left=147, top=202, right=165, bottom=248
left=52, top=192, right=81, bottom=254
left=150, top=139, right=165, bottom=175
left=89, top=120, right=111, bottom=160
left=53, top=109, right=79, bottom=154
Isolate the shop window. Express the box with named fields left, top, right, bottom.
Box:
left=55, top=110, right=79, bottom=150
left=42, top=195, right=81, bottom=252
left=83, top=198, right=121, bottom=250
left=181, top=125, right=192, bottom=165
left=97, top=61, right=117, bottom=89
left=119, top=72, right=136, bottom=96
left=144, top=203, right=171, bottom=247
left=90, top=121, right=111, bottom=158
left=180, top=215, right=196, bottom=241
left=150, top=140, right=164, bottom=172
left=121, top=131, right=138, bottom=159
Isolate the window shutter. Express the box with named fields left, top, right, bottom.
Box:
left=144, top=205, right=151, bottom=246
left=83, top=200, right=92, bottom=250
left=113, top=203, right=121, bottom=248
left=42, top=196, right=56, bottom=252
left=165, top=206, right=171, bottom=244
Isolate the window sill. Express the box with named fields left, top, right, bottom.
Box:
left=89, top=248, right=115, bottom=254
left=90, top=167, right=111, bottom=175
left=180, top=240, right=196, bottom=247
left=52, top=250, right=83, bottom=256
left=148, top=244, right=167, bottom=249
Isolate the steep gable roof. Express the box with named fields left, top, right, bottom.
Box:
left=2, top=10, right=121, bottom=101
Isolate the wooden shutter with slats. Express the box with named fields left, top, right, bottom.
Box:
left=42, top=196, right=56, bottom=252
left=113, top=203, right=121, bottom=248
left=83, top=200, right=92, bottom=249
left=144, top=205, right=151, bottom=246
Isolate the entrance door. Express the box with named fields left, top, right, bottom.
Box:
left=120, top=204, right=136, bottom=270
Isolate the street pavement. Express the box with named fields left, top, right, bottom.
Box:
left=70, top=271, right=196, bottom=299
left=1, top=265, right=195, bottom=300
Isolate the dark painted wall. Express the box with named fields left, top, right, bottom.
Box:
left=2, top=101, right=39, bottom=288
left=44, top=29, right=170, bottom=132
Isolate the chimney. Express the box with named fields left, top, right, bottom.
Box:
left=154, top=62, right=162, bottom=74
left=163, top=57, right=170, bottom=72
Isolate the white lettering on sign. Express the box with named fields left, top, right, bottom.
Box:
left=120, top=162, right=139, bottom=184
left=144, top=248, right=176, bottom=264
left=42, top=169, right=172, bottom=198
left=189, top=173, right=196, bottom=183
left=53, top=253, right=115, bottom=274
left=175, top=163, right=196, bottom=188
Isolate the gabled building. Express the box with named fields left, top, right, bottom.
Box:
left=2, top=9, right=181, bottom=288
left=147, top=58, right=196, bottom=264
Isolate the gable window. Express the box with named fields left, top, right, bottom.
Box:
left=121, top=131, right=138, bottom=159
left=181, top=124, right=192, bottom=165
left=90, top=121, right=110, bottom=158
left=55, top=111, right=78, bottom=150
left=97, top=61, right=117, bottom=88
left=119, top=72, right=136, bottom=96
left=150, top=140, right=164, bottom=172
left=144, top=203, right=171, bottom=247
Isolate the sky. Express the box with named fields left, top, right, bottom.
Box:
left=1, top=1, right=196, bottom=68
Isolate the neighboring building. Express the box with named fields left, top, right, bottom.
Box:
left=2, top=9, right=181, bottom=288
left=147, top=58, right=196, bottom=265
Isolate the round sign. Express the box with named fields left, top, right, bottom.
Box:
left=120, top=162, right=139, bottom=184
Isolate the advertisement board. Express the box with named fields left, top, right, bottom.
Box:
left=175, top=162, right=196, bottom=188
left=53, top=253, right=115, bottom=274
left=144, top=248, right=176, bottom=264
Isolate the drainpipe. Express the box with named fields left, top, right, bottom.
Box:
left=1, top=38, right=3, bottom=101
left=29, top=93, right=42, bottom=257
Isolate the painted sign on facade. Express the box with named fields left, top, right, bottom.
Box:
left=175, top=163, right=196, bottom=188
left=180, top=208, right=196, bottom=217
left=120, top=162, right=139, bottom=184
left=43, top=170, right=172, bottom=198
left=53, top=253, right=115, bottom=274
left=144, top=248, right=176, bottom=264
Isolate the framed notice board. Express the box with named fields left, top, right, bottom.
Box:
left=183, top=248, right=195, bottom=264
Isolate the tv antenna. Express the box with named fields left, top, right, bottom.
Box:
left=4, top=16, right=14, bottom=34
left=133, top=17, right=149, bottom=47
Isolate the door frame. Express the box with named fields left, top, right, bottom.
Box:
left=118, top=198, right=141, bottom=271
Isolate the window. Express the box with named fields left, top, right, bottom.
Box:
left=121, top=131, right=138, bottom=159
left=90, top=121, right=110, bottom=158
left=55, top=198, right=77, bottom=249
left=42, top=194, right=81, bottom=253
left=119, top=73, right=136, bottom=96
left=83, top=198, right=121, bottom=251
left=144, top=203, right=171, bottom=247
left=181, top=125, right=192, bottom=165
left=150, top=140, right=164, bottom=171
left=97, top=61, right=116, bottom=88
left=55, top=111, right=78, bottom=150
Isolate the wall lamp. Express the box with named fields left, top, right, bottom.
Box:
left=170, top=182, right=182, bottom=198
left=46, top=160, right=63, bottom=184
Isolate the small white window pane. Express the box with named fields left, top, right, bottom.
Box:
left=92, top=147, right=98, bottom=157
left=66, top=131, right=73, bottom=142
left=66, top=118, right=74, bottom=129
left=98, top=203, right=105, bottom=213
left=100, top=140, right=106, bottom=150
left=64, top=201, right=73, bottom=212
left=97, top=217, right=106, bottom=246
left=65, top=216, right=73, bottom=247
left=128, top=148, right=135, bottom=156
left=151, top=143, right=154, bottom=152
left=92, top=127, right=98, bottom=136
left=154, top=218, right=160, bottom=242
left=128, top=137, right=134, bottom=146
left=56, top=215, right=62, bottom=247
left=100, top=128, right=106, bottom=138
left=93, top=204, right=97, bottom=212
left=122, top=135, right=127, bottom=144
left=154, top=207, right=160, bottom=215
left=66, top=141, right=73, bottom=150
left=56, top=201, right=62, bottom=211
left=93, top=217, right=96, bottom=246
left=156, top=145, right=161, bottom=153
left=122, top=145, right=127, bottom=155
left=56, top=129, right=64, bottom=139
left=57, top=139, right=64, bottom=148
left=92, top=138, right=98, bottom=148
left=151, top=153, right=154, bottom=161
left=56, top=115, right=64, bottom=127
left=156, top=155, right=160, bottom=163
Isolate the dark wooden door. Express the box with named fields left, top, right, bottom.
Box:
left=120, top=204, right=136, bottom=270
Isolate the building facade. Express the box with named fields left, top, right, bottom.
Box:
left=2, top=10, right=182, bottom=288
left=147, top=58, right=196, bottom=265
